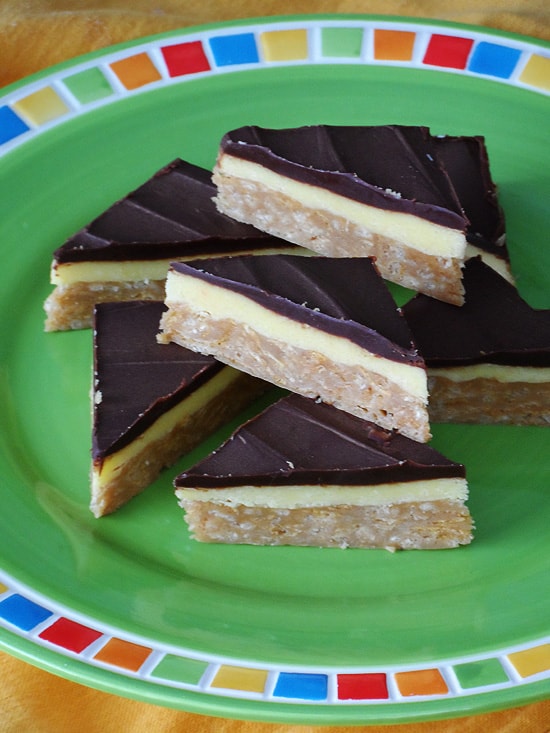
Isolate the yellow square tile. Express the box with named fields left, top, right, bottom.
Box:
left=519, top=53, right=550, bottom=91
left=13, top=87, right=69, bottom=126
left=211, top=664, right=268, bottom=693
left=508, top=644, right=550, bottom=678
left=260, top=29, right=309, bottom=62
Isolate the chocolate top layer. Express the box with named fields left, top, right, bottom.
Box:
left=92, top=301, right=224, bottom=460
left=433, top=134, right=506, bottom=254
left=402, top=257, right=550, bottom=367
left=55, top=159, right=295, bottom=263
left=174, top=393, right=464, bottom=488
left=218, top=124, right=468, bottom=231
left=171, top=255, right=424, bottom=366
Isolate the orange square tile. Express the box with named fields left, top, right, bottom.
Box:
left=395, top=668, right=449, bottom=697
left=93, top=637, right=152, bottom=671
left=374, top=30, right=416, bottom=61
left=110, top=53, right=162, bottom=90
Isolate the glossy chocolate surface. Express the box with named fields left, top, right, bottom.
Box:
left=218, top=124, right=468, bottom=230
left=93, top=301, right=223, bottom=460
left=171, top=255, right=424, bottom=366
left=433, top=134, right=506, bottom=254
left=402, top=257, right=550, bottom=367
left=55, top=159, right=293, bottom=263
left=175, top=393, right=464, bottom=488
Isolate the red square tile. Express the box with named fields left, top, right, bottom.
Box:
left=161, top=41, right=211, bottom=76
left=39, top=618, right=102, bottom=653
left=423, top=34, right=474, bottom=69
left=337, top=672, right=389, bottom=700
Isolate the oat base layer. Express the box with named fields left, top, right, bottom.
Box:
left=159, top=304, right=431, bottom=443
left=44, top=279, right=166, bottom=331
left=213, top=171, right=465, bottom=306
left=179, top=498, right=473, bottom=550
left=428, top=375, right=550, bottom=426
left=91, top=372, right=266, bottom=517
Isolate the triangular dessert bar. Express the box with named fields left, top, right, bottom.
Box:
left=45, top=159, right=304, bottom=331
left=175, top=394, right=472, bottom=550
left=213, top=125, right=505, bottom=305
left=158, top=254, right=430, bottom=442
left=91, top=300, right=267, bottom=516
left=402, top=257, right=550, bottom=425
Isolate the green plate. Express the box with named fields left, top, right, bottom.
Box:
left=0, top=15, right=548, bottom=726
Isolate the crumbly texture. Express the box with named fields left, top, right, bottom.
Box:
left=44, top=279, right=167, bottom=331
left=212, top=170, right=465, bottom=306
left=428, top=375, right=550, bottom=426
left=91, top=372, right=267, bottom=517
left=159, top=304, right=431, bottom=443
left=179, top=498, right=473, bottom=550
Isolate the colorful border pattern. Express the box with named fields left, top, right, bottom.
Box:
left=1, top=573, right=548, bottom=706
left=0, top=15, right=549, bottom=712
left=0, top=17, right=549, bottom=153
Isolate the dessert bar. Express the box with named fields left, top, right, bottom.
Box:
left=212, top=124, right=495, bottom=304
left=45, top=159, right=304, bottom=330
left=91, top=300, right=267, bottom=516
left=175, top=394, right=472, bottom=550
left=402, top=257, right=550, bottom=425
left=158, top=254, right=430, bottom=442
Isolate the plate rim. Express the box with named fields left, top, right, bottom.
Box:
left=1, top=12, right=549, bottom=155
left=1, top=12, right=549, bottom=96
left=0, top=12, right=549, bottom=725
left=2, top=570, right=549, bottom=725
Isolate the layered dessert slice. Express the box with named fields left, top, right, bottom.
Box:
left=433, top=134, right=510, bottom=282
left=158, top=254, right=430, bottom=442
left=212, top=124, right=473, bottom=304
left=45, top=158, right=304, bottom=331
left=91, top=300, right=267, bottom=517
left=402, top=257, right=550, bottom=425
left=175, top=394, right=472, bottom=550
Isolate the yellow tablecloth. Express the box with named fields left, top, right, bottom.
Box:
left=0, top=2, right=549, bottom=731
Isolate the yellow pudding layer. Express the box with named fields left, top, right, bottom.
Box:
left=465, top=243, right=513, bottom=283
left=163, top=268, right=428, bottom=401
left=51, top=258, right=174, bottom=284
left=430, top=364, right=550, bottom=383
left=51, top=245, right=308, bottom=285
left=92, top=365, right=240, bottom=488
left=216, top=153, right=467, bottom=258
left=176, top=477, right=468, bottom=508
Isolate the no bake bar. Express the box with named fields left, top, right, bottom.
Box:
left=158, top=254, right=430, bottom=442
left=175, top=394, right=472, bottom=550
left=45, top=159, right=305, bottom=330
left=91, top=300, right=267, bottom=517
left=402, top=257, right=550, bottom=425
left=212, top=124, right=499, bottom=305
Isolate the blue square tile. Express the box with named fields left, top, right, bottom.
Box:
left=209, top=33, right=259, bottom=66
left=0, top=594, right=53, bottom=631
left=468, top=41, right=522, bottom=79
left=0, top=106, right=30, bottom=145
left=273, top=672, right=328, bottom=700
